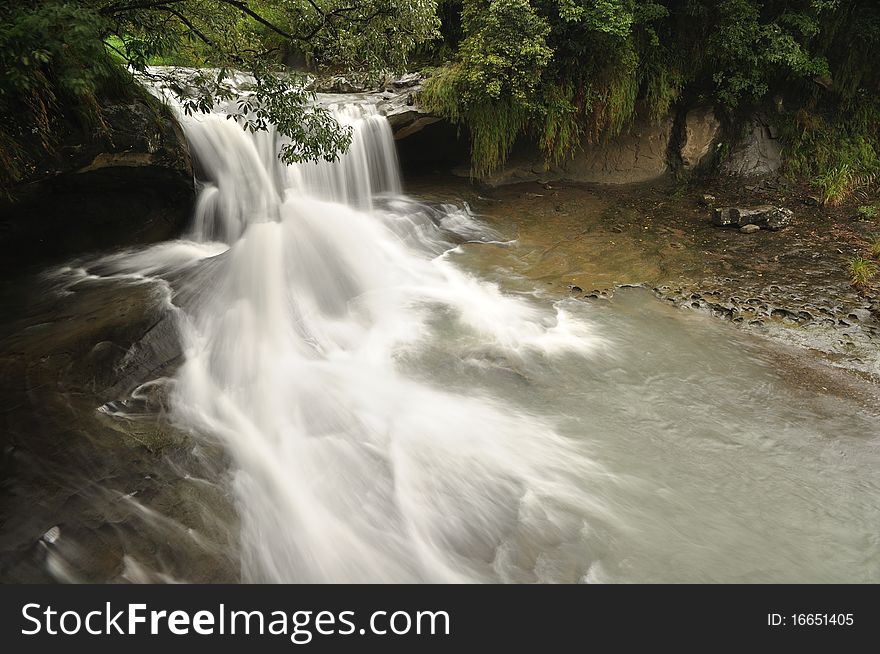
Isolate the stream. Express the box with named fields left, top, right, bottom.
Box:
left=1, top=97, right=879, bottom=583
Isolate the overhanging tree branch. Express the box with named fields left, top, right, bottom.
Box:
left=101, top=0, right=402, bottom=53
left=218, top=0, right=296, bottom=40
left=159, top=6, right=215, bottom=46
left=101, top=0, right=187, bottom=15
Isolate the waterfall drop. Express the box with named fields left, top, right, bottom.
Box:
left=118, top=89, right=611, bottom=582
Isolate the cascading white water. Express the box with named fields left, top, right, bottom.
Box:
left=27, top=78, right=880, bottom=584
left=130, top=94, right=613, bottom=582
left=186, top=103, right=402, bottom=243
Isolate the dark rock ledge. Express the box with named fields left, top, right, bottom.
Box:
left=0, top=98, right=194, bottom=272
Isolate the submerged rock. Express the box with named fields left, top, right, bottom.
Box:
left=740, top=224, right=761, bottom=234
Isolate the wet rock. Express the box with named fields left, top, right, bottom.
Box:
left=848, top=308, right=873, bottom=323
left=733, top=207, right=773, bottom=226
left=383, top=106, right=441, bottom=140
left=722, top=114, right=782, bottom=177
left=763, top=207, right=793, bottom=230
left=0, top=275, right=212, bottom=582
left=309, top=74, right=367, bottom=93
left=740, top=224, right=761, bottom=234
left=564, top=117, right=674, bottom=185
left=106, top=313, right=182, bottom=399
left=389, top=72, right=422, bottom=89
left=711, top=206, right=792, bottom=231
left=0, top=98, right=193, bottom=270
left=711, top=207, right=737, bottom=226
left=475, top=116, right=674, bottom=187
left=681, top=107, right=721, bottom=170
left=699, top=194, right=717, bottom=206
left=374, top=74, right=442, bottom=140
left=42, top=526, right=61, bottom=544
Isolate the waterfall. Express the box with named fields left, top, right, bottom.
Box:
left=186, top=103, right=401, bottom=243
left=33, top=75, right=880, bottom=586
left=98, top=90, right=610, bottom=583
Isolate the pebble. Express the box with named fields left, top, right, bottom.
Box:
left=42, top=526, right=61, bottom=544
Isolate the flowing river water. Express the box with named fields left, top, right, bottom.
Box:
left=3, top=97, right=880, bottom=583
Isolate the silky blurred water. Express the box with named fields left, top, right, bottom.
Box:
left=59, top=95, right=880, bottom=583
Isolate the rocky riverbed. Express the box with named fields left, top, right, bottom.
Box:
left=0, top=267, right=238, bottom=582
left=2, top=170, right=878, bottom=583
left=408, top=174, right=880, bottom=383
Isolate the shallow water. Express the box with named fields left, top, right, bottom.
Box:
left=2, top=100, right=878, bottom=583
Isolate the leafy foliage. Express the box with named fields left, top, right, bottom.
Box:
left=0, top=2, right=132, bottom=185
left=0, top=1, right=440, bottom=189
left=708, top=0, right=828, bottom=107
left=424, top=1, right=880, bottom=178
left=856, top=205, right=878, bottom=221
left=421, top=0, right=551, bottom=176
left=237, top=73, right=349, bottom=165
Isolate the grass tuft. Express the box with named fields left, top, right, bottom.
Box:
left=856, top=205, right=878, bottom=220
left=849, top=256, right=878, bottom=288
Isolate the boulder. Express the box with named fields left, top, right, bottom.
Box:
left=387, top=72, right=422, bottom=90
left=309, top=74, right=368, bottom=93
left=681, top=106, right=721, bottom=169
left=722, top=114, right=782, bottom=177
left=711, top=207, right=737, bottom=226
left=752, top=207, right=792, bottom=230
left=712, top=205, right=792, bottom=231
left=375, top=74, right=442, bottom=140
